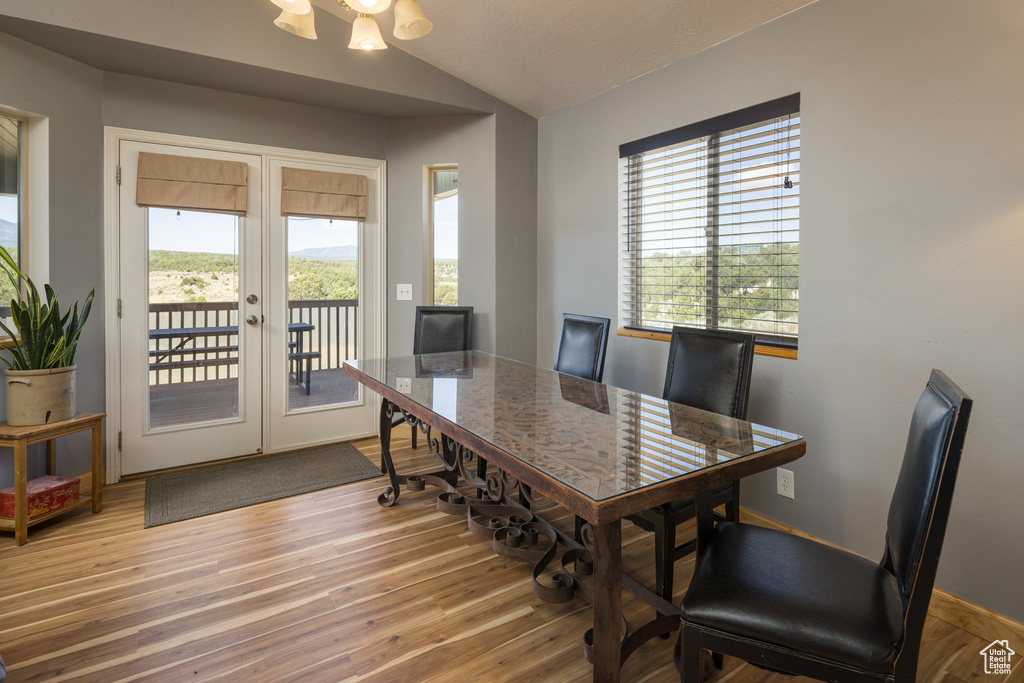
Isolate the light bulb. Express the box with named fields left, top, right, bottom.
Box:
left=341, top=0, right=391, bottom=15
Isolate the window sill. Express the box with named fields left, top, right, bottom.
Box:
left=616, top=327, right=798, bottom=360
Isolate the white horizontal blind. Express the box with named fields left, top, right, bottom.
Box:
left=620, top=96, right=800, bottom=346
left=0, top=114, right=19, bottom=197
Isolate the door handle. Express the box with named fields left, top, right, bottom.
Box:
left=246, top=294, right=258, bottom=304
left=245, top=315, right=259, bottom=326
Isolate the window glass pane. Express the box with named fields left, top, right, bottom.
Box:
left=432, top=168, right=458, bottom=305
left=0, top=113, right=21, bottom=311
left=287, top=217, right=360, bottom=410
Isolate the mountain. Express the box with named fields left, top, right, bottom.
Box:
left=288, top=245, right=358, bottom=261
left=0, top=218, right=17, bottom=248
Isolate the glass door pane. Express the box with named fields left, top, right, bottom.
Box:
left=286, top=217, right=360, bottom=411
left=147, top=208, right=242, bottom=429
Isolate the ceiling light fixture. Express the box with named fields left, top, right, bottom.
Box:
left=349, top=14, right=388, bottom=50
left=274, top=9, right=318, bottom=40
left=268, top=0, right=432, bottom=50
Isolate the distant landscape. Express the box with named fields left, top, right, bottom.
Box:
left=0, top=217, right=16, bottom=247
left=433, top=260, right=458, bottom=306
left=148, top=250, right=359, bottom=303
left=4, top=241, right=461, bottom=309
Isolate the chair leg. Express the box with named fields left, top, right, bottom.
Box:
left=574, top=515, right=584, bottom=543
left=724, top=479, right=741, bottom=522
left=411, top=423, right=418, bottom=449
left=654, top=513, right=677, bottom=607
left=677, top=624, right=702, bottom=681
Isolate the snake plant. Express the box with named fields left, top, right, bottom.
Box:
left=0, top=244, right=94, bottom=371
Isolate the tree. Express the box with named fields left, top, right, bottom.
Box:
left=434, top=284, right=458, bottom=306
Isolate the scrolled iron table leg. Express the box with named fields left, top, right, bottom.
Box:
left=377, top=399, right=403, bottom=507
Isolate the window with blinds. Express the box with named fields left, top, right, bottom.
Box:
left=619, top=94, right=800, bottom=348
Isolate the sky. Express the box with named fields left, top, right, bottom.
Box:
left=0, top=196, right=14, bottom=223
left=433, top=194, right=458, bottom=260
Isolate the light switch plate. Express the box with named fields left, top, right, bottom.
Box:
left=397, top=284, right=413, bottom=300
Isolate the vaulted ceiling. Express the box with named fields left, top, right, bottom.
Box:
left=0, top=0, right=817, bottom=120
left=313, top=0, right=816, bottom=118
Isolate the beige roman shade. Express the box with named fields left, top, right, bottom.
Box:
left=136, top=152, right=248, bottom=216
left=280, top=167, right=367, bottom=221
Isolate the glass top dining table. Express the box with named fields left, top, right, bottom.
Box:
left=344, top=350, right=806, bottom=682
left=346, top=350, right=803, bottom=524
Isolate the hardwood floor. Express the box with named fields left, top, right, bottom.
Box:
left=0, top=432, right=1017, bottom=682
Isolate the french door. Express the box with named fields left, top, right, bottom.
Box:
left=113, top=135, right=383, bottom=476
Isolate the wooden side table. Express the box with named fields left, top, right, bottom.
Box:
left=0, top=412, right=105, bottom=545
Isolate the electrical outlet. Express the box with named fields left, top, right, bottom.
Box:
left=397, top=284, right=413, bottom=301
left=396, top=377, right=412, bottom=393
left=777, top=467, right=795, bottom=499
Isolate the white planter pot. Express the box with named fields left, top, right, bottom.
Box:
left=4, top=365, right=77, bottom=426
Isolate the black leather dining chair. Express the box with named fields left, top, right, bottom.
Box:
left=395, top=306, right=473, bottom=453
left=628, top=326, right=755, bottom=606
left=553, top=313, right=611, bottom=383
left=413, top=305, right=474, bottom=356
left=677, top=369, right=973, bottom=682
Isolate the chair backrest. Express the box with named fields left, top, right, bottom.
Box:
left=883, top=370, right=972, bottom=630
left=662, top=326, right=755, bottom=419
left=413, top=306, right=474, bottom=355
left=553, top=313, right=611, bottom=383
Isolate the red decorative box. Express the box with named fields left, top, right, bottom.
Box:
left=0, top=475, right=80, bottom=519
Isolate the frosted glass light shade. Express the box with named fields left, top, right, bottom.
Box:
left=270, top=0, right=312, bottom=16
left=349, top=15, right=388, bottom=50
left=274, top=9, right=317, bottom=39
left=342, top=0, right=392, bottom=15
left=393, top=0, right=432, bottom=40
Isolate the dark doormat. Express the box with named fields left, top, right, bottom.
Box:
left=144, top=442, right=381, bottom=528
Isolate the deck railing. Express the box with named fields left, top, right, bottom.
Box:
left=149, top=299, right=358, bottom=384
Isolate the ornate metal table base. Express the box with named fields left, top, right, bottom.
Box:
left=376, top=399, right=682, bottom=670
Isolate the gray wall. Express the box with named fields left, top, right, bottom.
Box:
left=385, top=107, right=538, bottom=361
left=538, top=0, right=1024, bottom=621
left=0, top=32, right=104, bottom=483
left=103, top=74, right=387, bottom=160
left=386, top=115, right=498, bottom=354
left=494, top=105, right=539, bottom=363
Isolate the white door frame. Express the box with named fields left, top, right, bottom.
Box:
left=103, top=127, right=387, bottom=484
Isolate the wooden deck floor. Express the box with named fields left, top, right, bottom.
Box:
left=150, top=369, right=361, bottom=429
left=0, top=433, right=1016, bottom=682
